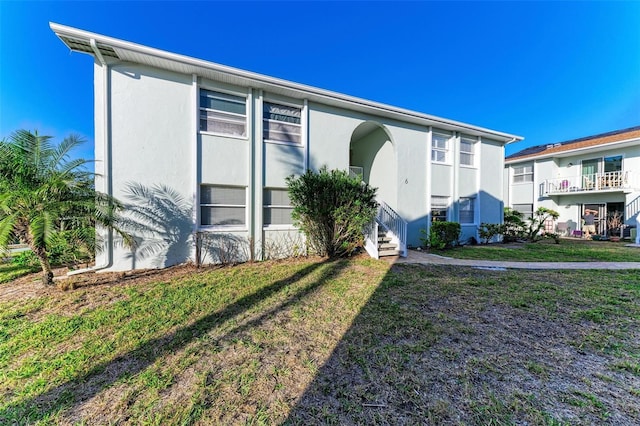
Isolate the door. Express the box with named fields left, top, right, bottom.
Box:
left=583, top=203, right=605, bottom=235
left=581, top=159, right=599, bottom=190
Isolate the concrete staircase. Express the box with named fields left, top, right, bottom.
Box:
left=377, top=227, right=400, bottom=257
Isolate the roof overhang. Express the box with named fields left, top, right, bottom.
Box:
left=50, top=22, right=522, bottom=144
left=505, top=136, right=640, bottom=165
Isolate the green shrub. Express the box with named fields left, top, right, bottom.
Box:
left=478, top=223, right=503, bottom=244
left=13, top=251, right=38, bottom=267
left=426, top=221, right=461, bottom=250
left=286, top=167, right=377, bottom=257
left=503, top=208, right=526, bottom=242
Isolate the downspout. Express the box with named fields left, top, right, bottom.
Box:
left=91, top=39, right=113, bottom=271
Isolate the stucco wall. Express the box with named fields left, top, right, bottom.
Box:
left=107, top=63, right=195, bottom=271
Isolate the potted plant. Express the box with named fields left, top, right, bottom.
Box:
left=607, top=211, right=624, bottom=241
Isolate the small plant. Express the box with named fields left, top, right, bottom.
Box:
left=524, top=207, right=560, bottom=242
left=425, top=221, right=461, bottom=250
left=502, top=208, right=526, bottom=242
left=12, top=250, right=38, bottom=267
left=607, top=211, right=624, bottom=237
left=478, top=223, right=503, bottom=244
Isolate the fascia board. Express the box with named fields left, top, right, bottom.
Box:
left=505, top=137, right=640, bottom=164
left=50, top=22, right=522, bottom=143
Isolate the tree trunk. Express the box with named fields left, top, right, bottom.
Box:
left=32, top=245, right=54, bottom=286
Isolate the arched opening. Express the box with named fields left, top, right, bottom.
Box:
left=349, top=121, right=397, bottom=207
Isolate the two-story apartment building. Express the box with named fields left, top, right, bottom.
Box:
left=505, top=126, right=640, bottom=237
left=51, top=23, right=521, bottom=271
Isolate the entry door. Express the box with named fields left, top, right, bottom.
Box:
left=583, top=203, right=606, bottom=234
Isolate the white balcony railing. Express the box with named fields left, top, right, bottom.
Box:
left=541, top=171, right=631, bottom=196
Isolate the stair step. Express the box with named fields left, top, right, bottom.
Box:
left=378, top=243, right=397, bottom=250
left=378, top=236, right=392, bottom=243
left=378, top=249, right=400, bottom=257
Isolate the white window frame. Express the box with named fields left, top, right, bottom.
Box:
left=513, top=164, right=533, bottom=183
left=199, top=88, right=248, bottom=139
left=263, top=100, right=303, bottom=146
left=431, top=132, right=451, bottom=164
left=459, top=197, right=476, bottom=224
left=263, top=188, right=296, bottom=229
left=512, top=203, right=534, bottom=219
left=431, top=196, right=449, bottom=222
left=459, top=136, right=477, bottom=167
left=199, top=185, right=247, bottom=230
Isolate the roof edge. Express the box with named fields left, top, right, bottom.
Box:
left=50, top=22, right=523, bottom=143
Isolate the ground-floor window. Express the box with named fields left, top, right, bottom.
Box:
left=431, top=196, right=449, bottom=222
left=512, top=203, right=533, bottom=219
left=263, top=188, right=294, bottom=226
left=200, top=185, right=246, bottom=227
left=459, top=197, right=475, bottom=224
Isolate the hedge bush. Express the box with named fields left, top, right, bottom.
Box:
left=286, top=167, right=377, bottom=257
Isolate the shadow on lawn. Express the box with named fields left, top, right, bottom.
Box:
left=0, top=258, right=349, bottom=423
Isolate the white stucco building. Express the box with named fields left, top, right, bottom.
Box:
left=505, top=126, right=640, bottom=238
left=52, top=23, right=521, bottom=271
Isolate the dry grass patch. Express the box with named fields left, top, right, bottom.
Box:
left=1, top=259, right=639, bottom=425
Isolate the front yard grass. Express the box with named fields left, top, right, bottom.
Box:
left=1, top=256, right=639, bottom=424
left=442, top=238, right=640, bottom=262
left=0, top=262, right=38, bottom=284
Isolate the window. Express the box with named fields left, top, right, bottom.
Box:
left=199, top=89, right=247, bottom=137
left=263, top=102, right=302, bottom=144
left=431, top=196, right=449, bottom=222
left=431, top=132, right=451, bottom=163
left=513, top=165, right=533, bottom=183
left=459, top=197, right=475, bottom=224
left=604, top=155, right=622, bottom=173
left=512, top=203, right=533, bottom=219
left=200, top=185, right=246, bottom=227
left=263, top=188, right=294, bottom=226
left=460, top=136, right=476, bottom=166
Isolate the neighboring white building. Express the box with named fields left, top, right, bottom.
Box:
left=505, top=126, right=640, bottom=237
left=51, top=23, right=521, bottom=271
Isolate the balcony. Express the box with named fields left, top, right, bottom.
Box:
left=541, top=171, right=631, bottom=196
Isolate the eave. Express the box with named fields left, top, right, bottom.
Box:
left=505, top=136, right=640, bottom=165
left=50, top=22, right=522, bottom=144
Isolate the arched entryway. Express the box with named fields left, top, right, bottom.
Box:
left=349, top=121, right=397, bottom=207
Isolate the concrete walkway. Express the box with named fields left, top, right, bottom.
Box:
left=393, top=249, right=640, bottom=270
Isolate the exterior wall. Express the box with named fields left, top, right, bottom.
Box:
left=107, top=63, right=195, bottom=271
left=478, top=138, right=505, bottom=226
left=308, top=103, right=430, bottom=247
left=507, top=140, right=640, bottom=237
left=430, top=164, right=452, bottom=196
left=94, top=61, right=512, bottom=270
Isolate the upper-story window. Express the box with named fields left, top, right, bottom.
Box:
left=263, top=102, right=302, bottom=144
left=604, top=155, right=622, bottom=173
left=432, top=132, right=451, bottom=163
left=199, top=89, right=247, bottom=137
left=460, top=136, right=476, bottom=166
left=513, top=164, right=533, bottom=183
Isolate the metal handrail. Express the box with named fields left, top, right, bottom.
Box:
left=377, top=200, right=408, bottom=257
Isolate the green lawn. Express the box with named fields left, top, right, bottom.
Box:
left=1, top=257, right=639, bottom=424
left=0, top=262, right=38, bottom=284
left=440, top=238, right=640, bottom=262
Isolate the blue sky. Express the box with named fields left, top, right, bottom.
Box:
left=1, top=1, right=639, bottom=161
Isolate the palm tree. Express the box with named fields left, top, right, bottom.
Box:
left=0, top=130, right=132, bottom=285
